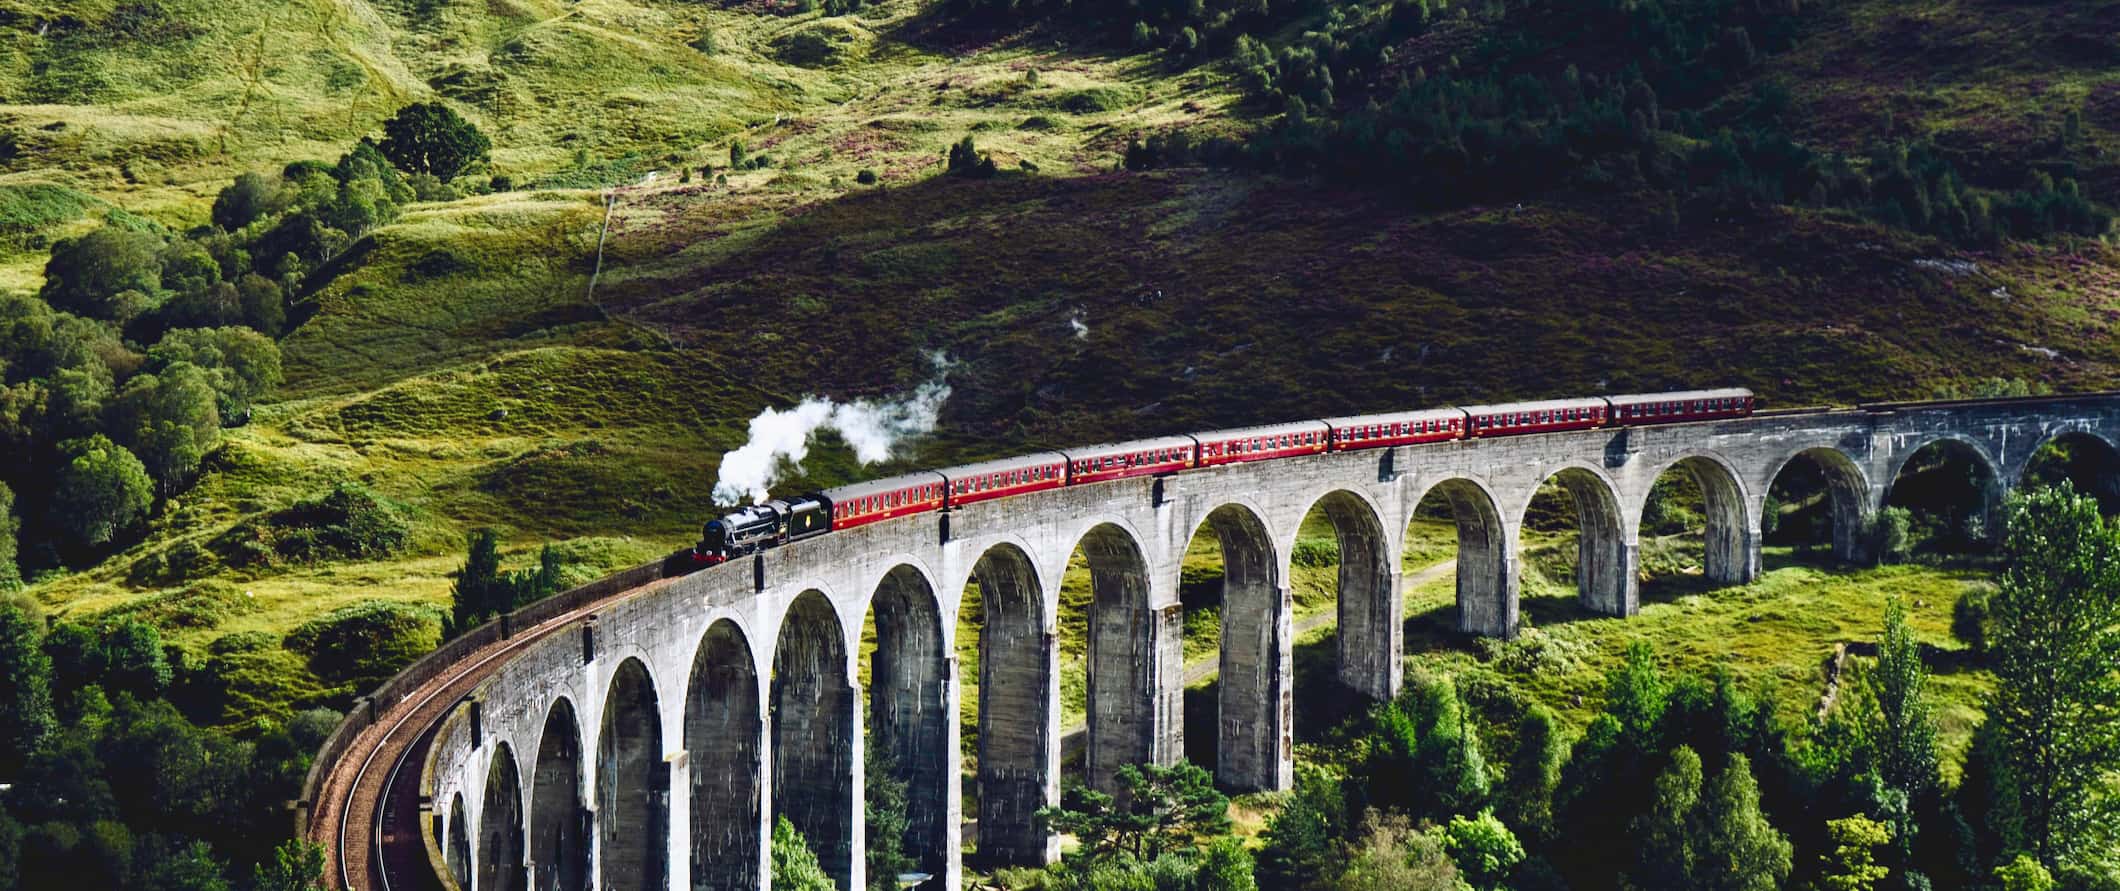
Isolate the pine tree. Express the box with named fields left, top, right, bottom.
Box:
left=1985, top=483, right=2120, bottom=870
left=1695, top=754, right=1792, bottom=891
left=447, top=529, right=505, bottom=635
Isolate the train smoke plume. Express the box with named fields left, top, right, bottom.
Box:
left=711, top=354, right=954, bottom=506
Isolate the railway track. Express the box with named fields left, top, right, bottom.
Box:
left=307, top=575, right=676, bottom=891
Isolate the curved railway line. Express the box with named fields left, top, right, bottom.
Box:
left=306, top=572, right=679, bottom=890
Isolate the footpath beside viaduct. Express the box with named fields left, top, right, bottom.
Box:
left=309, top=393, right=2120, bottom=891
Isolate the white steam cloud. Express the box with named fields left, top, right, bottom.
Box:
left=711, top=354, right=954, bottom=506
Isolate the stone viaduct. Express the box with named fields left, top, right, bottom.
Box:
left=408, top=394, right=2119, bottom=891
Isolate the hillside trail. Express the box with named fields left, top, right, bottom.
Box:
left=1056, top=558, right=1458, bottom=754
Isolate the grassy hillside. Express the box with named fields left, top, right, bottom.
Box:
left=1, top=0, right=2113, bottom=728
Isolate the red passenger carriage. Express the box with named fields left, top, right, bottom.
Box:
left=1062, top=436, right=1197, bottom=484
left=1326, top=409, right=1468, bottom=450
left=825, top=471, right=948, bottom=531
left=941, top=452, right=1070, bottom=508
left=1195, top=421, right=1331, bottom=466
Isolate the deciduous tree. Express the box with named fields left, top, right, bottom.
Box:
left=378, top=102, right=491, bottom=182
left=1985, top=483, right=2120, bottom=870
left=51, top=435, right=154, bottom=549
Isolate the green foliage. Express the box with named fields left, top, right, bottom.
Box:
left=1821, top=815, right=1893, bottom=891
left=1994, top=854, right=2057, bottom=891
left=143, top=840, right=231, bottom=891
left=1629, top=744, right=1704, bottom=890
left=1333, top=811, right=1460, bottom=891
left=1442, top=811, right=1523, bottom=891
left=443, top=531, right=562, bottom=636
left=1196, top=836, right=1256, bottom=891
left=1257, top=764, right=1346, bottom=891
left=1697, top=755, right=1794, bottom=891
left=1867, top=599, right=1941, bottom=798
left=865, top=750, right=916, bottom=891
left=211, top=173, right=292, bottom=233
left=772, top=817, right=835, bottom=891
left=1984, top=483, right=2120, bottom=871
left=282, top=600, right=439, bottom=687
left=0, top=481, right=20, bottom=591
left=40, top=226, right=165, bottom=322
left=1350, top=672, right=1489, bottom=821
left=1497, top=703, right=1563, bottom=842
left=947, top=136, right=999, bottom=179
left=252, top=841, right=328, bottom=891
left=213, top=482, right=412, bottom=570
left=110, top=361, right=221, bottom=493
left=1863, top=506, right=1913, bottom=565
left=1038, top=761, right=1231, bottom=866
left=52, top=435, right=154, bottom=549
left=146, top=328, right=285, bottom=420
left=0, top=602, right=55, bottom=775
left=378, top=102, right=492, bottom=182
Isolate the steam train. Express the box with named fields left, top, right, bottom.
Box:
left=690, top=388, right=1755, bottom=565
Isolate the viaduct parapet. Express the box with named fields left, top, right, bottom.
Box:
left=364, top=395, right=2119, bottom=891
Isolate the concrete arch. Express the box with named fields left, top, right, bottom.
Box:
left=1641, top=453, right=1756, bottom=586
left=1765, top=447, right=1873, bottom=562
left=1070, top=522, right=1167, bottom=793
left=529, top=699, right=588, bottom=891
left=479, top=743, right=526, bottom=891
left=773, top=590, right=857, bottom=889
left=1525, top=463, right=1632, bottom=616
left=687, top=620, right=762, bottom=891
left=1190, top=501, right=1290, bottom=793
left=597, top=657, right=668, bottom=891
left=2020, top=429, right=2120, bottom=510
left=447, top=792, right=470, bottom=889
left=966, top=542, right=1058, bottom=867
left=867, top=564, right=952, bottom=879
left=1885, top=434, right=2006, bottom=547
left=1295, top=489, right=1399, bottom=701
left=1411, top=476, right=1518, bottom=638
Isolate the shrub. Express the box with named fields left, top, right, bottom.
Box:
left=1290, top=537, right=1338, bottom=568
left=1865, top=506, right=1913, bottom=564
left=856, top=169, right=879, bottom=185
left=947, top=136, right=998, bottom=179
left=1952, top=583, right=1991, bottom=654
left=283, top=600, right=440, bottom=686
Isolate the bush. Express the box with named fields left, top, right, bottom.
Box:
left=856, top=169, right=879, bottom=185
left=39, top=226, right=165, bottom=322
left=213, top=483, right=412, bottom=569
left=947, top=136, right=999, bottom=179
left=1291, top=537, right=1338, bottom=568
left=1865, top=506, right=1913, bottom=565
left=283, top=601, right=440, bottom=686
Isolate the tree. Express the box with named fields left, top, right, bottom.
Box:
left=252, top=840, right=328, bottom=891
left=1256, top=765, right=1345, bottom=891
left=1820, top=815, right=1892, bottom=891
left=40, top=227, right=165, bottom=321
left=0, top=603, right=54, bottom=775
left=1410, top=674, right=1490, bottom=820
left=1993, top=854, right=2056, bottom=891
left=1866, top=506, right=1912, bottom=564
left=865, top=750, right=916, bottom=891
left=1985, top=483, right=2120, bottom=870
left=100, top=620, right=172, bottom=700
left=146, top=328, right=284, bottom=420
left=378, top=102, right=491, bottom=181
left=447, top=528, right=506, bottom=635
left=1867, top=599, right=1941, bottom=798
left=1694, top=754, right=1792, bottom=891
left=110, top=361, right=222, bottom=492
left=772, top=817, right=835, bottom=891
left=1334, top=811, right=1460, bottom=891
left=1442, top=811, right=1523, bottom=891
left=1197, top=837, right=1257, bottom=891
left=143, top=840, right=230, bottom=891
left=1038, top=761, right=1231, bottom=865
left=1628, top=744, right=1703, bottom=890
left=1607, top=641, right=1669, bottom=751
left=51, top=435, right=154, bottom=549
left=212, top=172, right=291, bottom=232
left=0, top=481, right=20, bottom=590
left=1498, top=703, right=1563, bottom=841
